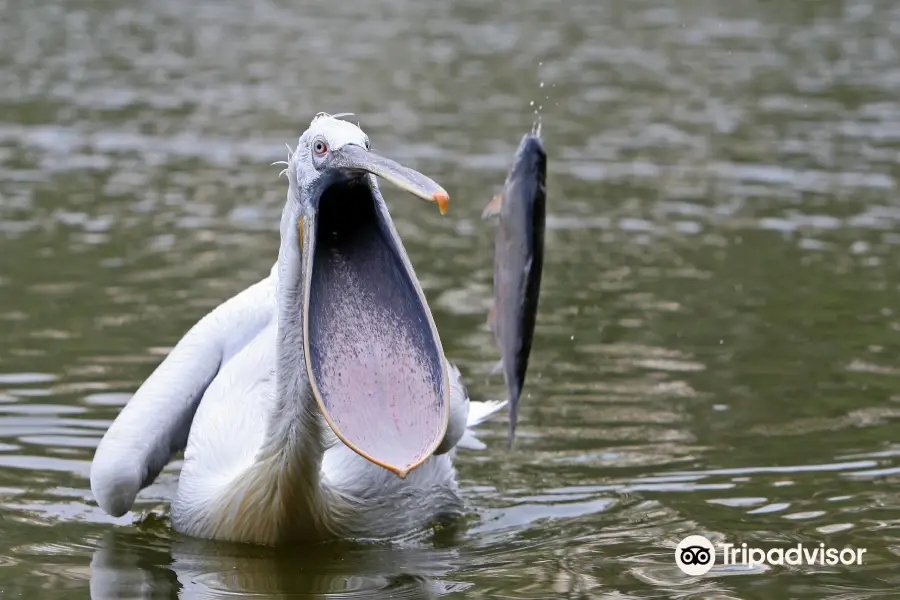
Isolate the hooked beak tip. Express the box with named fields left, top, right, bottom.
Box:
left=389, top=467, right=410, bottom=479
left=434, top=191, right=449, bottom=215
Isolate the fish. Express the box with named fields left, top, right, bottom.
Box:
left=482, top=132, right=547, bottom=445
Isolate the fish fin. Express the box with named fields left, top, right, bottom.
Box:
left=487, top=300, right=497, bottom=331
left=481, top=194, right=503, bottom=220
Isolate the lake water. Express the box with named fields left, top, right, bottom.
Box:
left=2, top=0, right=900, bottom=598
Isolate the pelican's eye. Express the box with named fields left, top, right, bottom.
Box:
left=364, top=137, right=370, bottom=150
left=314, top=140, right=328, bottom=156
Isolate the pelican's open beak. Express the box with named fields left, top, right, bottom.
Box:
left=299, top=144, right=451, bottom=478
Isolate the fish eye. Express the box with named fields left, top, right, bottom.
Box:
left=313, top=140, right=328, bottom=156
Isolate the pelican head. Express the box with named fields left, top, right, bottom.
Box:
left=284, top=113, right=451, bottom=479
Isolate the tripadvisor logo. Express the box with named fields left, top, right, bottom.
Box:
left=675, top=535, right=716, bottom=576
left=675, top=535, right=867, bottom=576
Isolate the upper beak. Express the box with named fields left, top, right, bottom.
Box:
left=298, top=145, right=452, bottom=479
left=329, top=144, right=449, bottom=214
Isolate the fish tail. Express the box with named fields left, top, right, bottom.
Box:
left=506, top=382, right=520, bottom=447
left=506, top=401, right=519, bottom=447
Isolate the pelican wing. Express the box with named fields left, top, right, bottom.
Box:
left=90, top=276, right=274, bottom=517
left=458, top=399, right=508, bottom=450
left=434, top=363, right=507, bottom=454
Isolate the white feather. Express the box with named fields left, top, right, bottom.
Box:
left=458, top=400, right=507, bottom=450
left=90, top=114, right=506, bottom=546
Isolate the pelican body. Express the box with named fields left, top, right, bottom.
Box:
left=90, top=113, right=505, bottom=545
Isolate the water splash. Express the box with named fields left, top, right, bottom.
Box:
left=529, top=61, right=549, bottom=138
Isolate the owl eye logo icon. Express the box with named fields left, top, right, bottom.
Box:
left=675, top=535, right=716, bottom=575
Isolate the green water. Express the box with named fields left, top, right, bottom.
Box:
left=2, top=0, right=900, bottom=598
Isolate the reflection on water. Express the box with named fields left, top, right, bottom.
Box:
left=91, top=530, right=469, bottom=599
left=3, top=0, right=900, bottom=597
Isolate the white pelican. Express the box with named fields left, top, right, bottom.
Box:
left=90, top=113, right=506, bottom=546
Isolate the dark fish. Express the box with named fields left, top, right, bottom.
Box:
left=482, top=132, right=547, bottom=444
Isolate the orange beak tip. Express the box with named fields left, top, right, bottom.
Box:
left=434, top=191, right=449, bottom=215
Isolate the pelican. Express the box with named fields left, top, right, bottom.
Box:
left=90, top=113, right=506, bottom=545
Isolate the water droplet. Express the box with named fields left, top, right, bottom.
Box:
left=539, top=82, right=545, bottom=88
left=529, top=100, right=534, bottom=106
